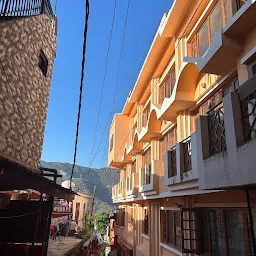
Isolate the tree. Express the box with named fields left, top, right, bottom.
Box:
left=94, top=212, right=110, bottom=236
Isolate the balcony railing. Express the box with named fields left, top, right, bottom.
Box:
left=208, top=103, right=226, bottom=156
left=0, top=0, right=54, bottom=19
left=144, top=163, right=151, bottom=185
left=182, top=136, right=192, bottom=173
left=239, top=79, right=256, bottom=143
left=169, top=146, right=177, bottom=178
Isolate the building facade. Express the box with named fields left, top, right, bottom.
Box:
left=109, top=1, right=256, bottom=255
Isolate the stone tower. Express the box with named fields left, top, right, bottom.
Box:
left=0, top=0, right=57, bottom=170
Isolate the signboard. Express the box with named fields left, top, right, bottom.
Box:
left=52, top=198, right=72, bottom=217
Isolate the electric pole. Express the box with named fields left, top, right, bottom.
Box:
left=89, top=186, right=96, bottom=228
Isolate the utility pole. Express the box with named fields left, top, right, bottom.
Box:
left=89, top=186, right=96, bottom=228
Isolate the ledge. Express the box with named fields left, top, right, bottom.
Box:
left=160, top=243, right=182, bottom=256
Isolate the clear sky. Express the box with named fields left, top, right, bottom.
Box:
left=42, top=0, right=173, bottom=168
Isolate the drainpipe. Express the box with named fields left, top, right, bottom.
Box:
left=245, top=188, right=256, bottom=255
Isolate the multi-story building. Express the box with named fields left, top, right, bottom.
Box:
left=109, top=1, right=256, bottom=255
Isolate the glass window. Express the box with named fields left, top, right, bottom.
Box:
left=161, top=128, right=177, bottom=160
left=142, top=105, right=150, bottom=127
left=209, top=209, right=251, bottom=256
left=161, top=210, right=181, bottom=249
left=159, top=67, right=176, bottom=104
left=210, top=1, right=223, bottom=40
left=143, top=209, right=149, bottom=235
left=198, top=21, right=209, bottom=57
left=248, top=60, right=256, bottom=78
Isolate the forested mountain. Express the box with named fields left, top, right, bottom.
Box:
left=41, top=161, right=119, bottom=213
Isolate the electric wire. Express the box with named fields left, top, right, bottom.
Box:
left=110, top=0, right=205, bottom=163
left=88, top=0, right=117, bottom=168
left=70, top=0, right=90, bottom=189
left=0, top=210, right=40, bottom=219
left=88, top=0, right=131, bottom=169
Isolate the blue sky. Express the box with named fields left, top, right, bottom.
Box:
left=42, top=0, right=172, bottom=168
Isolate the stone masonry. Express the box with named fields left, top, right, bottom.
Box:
left=0, top=14, right=57, bottom=170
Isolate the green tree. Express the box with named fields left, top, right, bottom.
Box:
left=94, top=212, right=110, bottom=236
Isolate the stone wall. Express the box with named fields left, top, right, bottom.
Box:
left=0, top=14, right=56, bottom=170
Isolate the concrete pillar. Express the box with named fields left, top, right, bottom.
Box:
left=223, top=92, right=243, bottom=185
left=151, top=138, right=160, bottom=161
left=196, top=115, right=209, bottom=189
left=149, top=201, right=160, bottom=256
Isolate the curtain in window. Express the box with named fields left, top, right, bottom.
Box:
left=226, top=210, right=246, bottom=256
left=209, top=210, right=225, bottom=256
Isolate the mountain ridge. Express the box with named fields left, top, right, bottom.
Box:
left=40, top=161, right=119, bottom=213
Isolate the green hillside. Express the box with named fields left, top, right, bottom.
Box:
left=40, top=161, right=119, bottom=213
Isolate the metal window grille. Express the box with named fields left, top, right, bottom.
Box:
left=169, top=146, right=177, bottom=177
left=208, top=104, right=226, bottom=156
left=183, top=137, right=192, bottom=173
left=240, top=90, right=256, bottom=143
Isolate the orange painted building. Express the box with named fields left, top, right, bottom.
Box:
left=109, top=1, right=256, bottom=255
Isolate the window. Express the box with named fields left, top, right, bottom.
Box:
left=161, top=128, right=177, bottom=160
left=159, top=68, right=176, bottom=104
left=131, top=160, right=136, bottom=174
left=161, top=210, right=182, bottom=249
left=190, top=1, right=225, bottom=57
left=143, top=148, right=151, bottom=185
left=116, top=209, right=125, bottom=227
left=109, top=134, right=113, bottom=152
left=143, top=209, right=149, bottom=235
left=248, top=59, right=256, bottom=78
left=208, top=209, right=253, bottom=256
left=75, top=202, right=80, bottom=221
left=142, top=104, right=150, bottom=127
left=199, top=77, right=239, bottom=116
left=38, top=50, right=48, bottom=76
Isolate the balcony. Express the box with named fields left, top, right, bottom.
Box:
left=139, top=160, right=163, bottom=196
left=197, top=74, right=256, bottom=190
left=0, top=0, right=54, bottom=20
left=164, top=134, right=199, bottom=189
left=112, top=184, right=118, bottom=203
left=195, top=0, right=256, bottom=75
left=117, top=180, right=126, bottom=201
left=126, top=172, right=138, bottom=200
left=112, top=180, right=126, bottom=203
left=108, top=114, right=130, bottom=168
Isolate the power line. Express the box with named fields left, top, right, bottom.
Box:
left=91, top=21, right=159, bottom=169
left=88, top=0, right=131, bottom=169
left=88, top=0, right=117, bottom=168
left=111, top=0, right=205, bottom=162
left=70, top=0, right=90, bottom=189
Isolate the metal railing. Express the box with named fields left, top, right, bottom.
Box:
left=239, top=75, right=256, bottom=143
left=182, top=136, right=192, bottom=173
left=169, top=145, right=177, bottom=177
left=0, top=0, right=54, bottom=19
left=208, top=102, right=226, bottom=156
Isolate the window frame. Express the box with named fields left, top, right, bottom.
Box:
left=143, top=148, right=151, bottom=185
left=248, top=59, right=256, bottom=78
left=161, top=210, right=182, bottom=250
left=207, top=208, right=253, bottom=256
left=189, top=0, right=227, bottom=58
left=143, top=208, right=149, bottom=235
left=109, top=134, right=114, bottom=152
left=160, top=128, right=177, bottom=161
left=142, top=104, right=150, bottom=127
left=159, top=66, right=176, bottom=104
